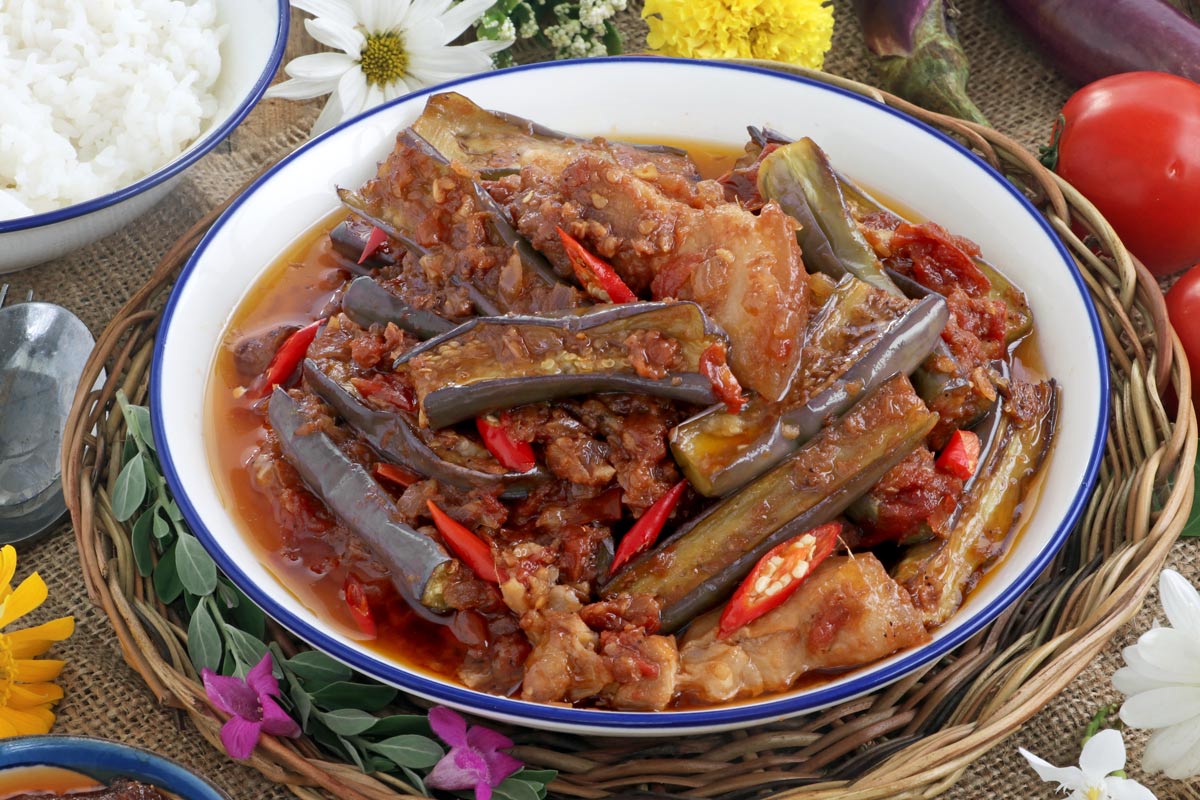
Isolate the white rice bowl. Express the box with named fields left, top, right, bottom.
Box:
left=0, top=0, right=226, bottom=219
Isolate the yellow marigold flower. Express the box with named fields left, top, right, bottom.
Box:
left=0, top=545, right=74, bottom=737
left=643, top=0, right=834, bottom=69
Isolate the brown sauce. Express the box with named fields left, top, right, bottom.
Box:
left=206, top=137, right=1047, bottom=694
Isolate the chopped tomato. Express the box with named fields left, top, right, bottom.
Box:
left=935, top=429, right=981, bottom=480
left=373, top=462, right=421, bottom=488
left=717, top=522, right=842, bottom=639
left=890, top=222, right=991, bottom=298
left=427, top=500, right=499, bottom=583
left=610, top=480, right=688, bottom=576
left=700, top=342, right=745, bottom=413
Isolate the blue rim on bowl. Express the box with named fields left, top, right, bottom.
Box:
left=0, top=0, right=290, bottom=236
left=0, top=735, right=230, bottom=799
left=152, top=57, right=1109, bottom=734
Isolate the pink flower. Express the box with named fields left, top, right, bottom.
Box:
left=202, top=653, right=301, bottom=760
left=425, top=707, right=522, bottom=800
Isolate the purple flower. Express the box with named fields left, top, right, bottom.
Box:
left=202, top=653, right=301, bottom=760
left=425, top=707, right=522, bottom=800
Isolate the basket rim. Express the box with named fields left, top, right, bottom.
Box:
left=147, top=55, right=1110, bottom=734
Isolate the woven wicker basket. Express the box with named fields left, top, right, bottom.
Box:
left=62, top=63, right=1196, bottom=800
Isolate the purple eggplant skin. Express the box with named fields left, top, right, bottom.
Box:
left=268, top=387, right=453, bottom=618
left=341, top=276, right=455, bottom=339
left=1000, top=0, right=1200, bottom=86
left=330, top=218, right=397, bottom=271
left=302, top=360, right=548, bottom=498
left=854, top=0, right=989, bottom=125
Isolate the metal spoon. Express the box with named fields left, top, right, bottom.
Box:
left=0, top=286, right=97, bottom=545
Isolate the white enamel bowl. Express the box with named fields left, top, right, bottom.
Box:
left=0, top=0, right=289, bottom=273
left=154, top=58, right=1107, bottom=736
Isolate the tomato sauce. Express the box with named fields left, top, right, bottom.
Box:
left=0, top=766, right=103, bottom=798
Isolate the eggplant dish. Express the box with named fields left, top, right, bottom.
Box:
left=212, top=93, right=1057, bottom=710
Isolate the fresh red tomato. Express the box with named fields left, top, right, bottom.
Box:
left=1166, top=265, right=1200, bottom=399
left=1052, top=72, right=1200, bottom=277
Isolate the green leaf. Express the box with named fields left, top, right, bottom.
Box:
left=131, top=509, right=155, bottom=577
left=230, top=596, right=266, bottom=641
left=288, top=679, right=314, bottom=730
left=153, top=544, right=183, bottom=604
left=164, top=499, right=183, bottom=522
left=223, top=624, right=268, bottom=673
left=215, top=580, right=239, bottom=609
left=309, top=681, right=397, bottom=712
left=1181, top=459, right=1200, bottom=537
left=112, top=452, right=147, bottom=522
left=366, top=735, right=442, bottom=770
left=602, top=19, right=622, bottom=55
left=492, top=777, right=541, bottom=800
left=175, top=533, right=218, bottom=596
left=286, top=651, right=352, bottom=688
left=187, top=601, right=223, bottom=673
left=142, top=451, right=163, bottom=491
left=317, top=708, right=378, bottom=736
left=398, top=766, right=426, bottom=796
left=337, top=736, right=367, bottom=772
left=362, top=714, right=431, bottom=738
left=122, top=435, right=138, bottom=468
left=123, top=402, right=156, bottom=452
left=151, top=509, right=171, bottom=543
left=512, top=769, right=557, bottom=786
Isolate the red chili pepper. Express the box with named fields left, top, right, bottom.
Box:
left=556, top=226, right=637, bottom=304
left=476, top=414, right=537, bottom=472
left=427, top=500, right=499, bottom=583
left=717, top=522, right=842, bottom=639
left=609, top=480, right=688, bottom=576
left=935, top=429, right=981, bottom=480
left=699, top=342, right=746, bottom=413
left=358, top=225, right=388, bottom=265
left=373, top=462, right=421, bottom=488
left=343, top=575, right=377, bottom=638
left=257, top=320, right=322, bottom=397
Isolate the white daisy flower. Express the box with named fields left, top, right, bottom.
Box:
left=1018, top=728, right=1157, bottom=800
left=266, top=0, right=513, bottom=135
left=1113, top=568, right=1200, bottom=781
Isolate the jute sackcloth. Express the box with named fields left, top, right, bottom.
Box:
left=3, top=2, right=1198, bottom=797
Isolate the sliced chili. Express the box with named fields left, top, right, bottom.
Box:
left=934, top=429, right=981, bottom=480
left=343, top=575, right=377, bottom=638
left=373, top=462, right=421, bottom=488
left=717, top=521, right=842, bottom=639
left=257, top=320, right=322, bottom=396
left=358, top=225, right=388, bottom=265
left=610, top=480, right=688, bottom=576
left=556, top=226, right=637, bottom=304
left=476, top=414, right=537, bottom=473
left=427, top=500, right=499, bottom=583
left=700, top=342, right=746, bottom=413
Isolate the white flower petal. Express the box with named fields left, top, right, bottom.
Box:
left=465, top=36, right=514, bottom=56
left=310, top=93, right=346, bottom=136
left=1123, top=631, right=1200, bottom=684
left=264, top=74, right=341, bottom=100
left=293, top=0, right=357, bottom=27
left=436, top=0, right=499, bottom=42
left=383, top=78, right=412, bottom=100
left=406, top=44, right=493, bottom=83
left=1120, top=686, right=1200, bottom=729
left=364, top=84, right=385, bottom=112
left=1105, top=776, right=1159, bottom=800
left=305, top=17, right=365, bottom=56
left=1019, top=747, right=1085, bottom=791
left=1143, top=720, right=1200, bottom=779
left=1159, top=569, right=1200, bottom=639
left=1079, top=729, right=1126, bottom=780
left=335, top=67, right=369, bottom=118
left=281, top=51, right=358, bottom=81
left=403, top=15, right=446, bottom=47
left=1112, top=665, right=1174, bottom=697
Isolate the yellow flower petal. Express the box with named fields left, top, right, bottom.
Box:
left=7, top=683, right=64, bottom=708
left=0, top=713, right=19, bottom=738
left=0, top=704, right=55, bottom=735
left=0, top=546, right=16, bottom=594
left=0, top=573, right=47, bottom=628
left=642, top=0, right=832, bottom=68
left=3, top=617, right=74, bottom=658
left=11, top=659, right=66, bottom=682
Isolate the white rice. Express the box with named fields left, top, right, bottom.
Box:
left=0, top=0, right=225, bottom=219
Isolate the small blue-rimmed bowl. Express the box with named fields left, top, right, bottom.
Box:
left=153, top=58, right=1108, bottom=736
left=0, top=735, right=230, bottom=799
left=0, top=0, right=289, bottom=274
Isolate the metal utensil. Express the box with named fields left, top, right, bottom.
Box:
left=0, top=285, right=96, bottom=545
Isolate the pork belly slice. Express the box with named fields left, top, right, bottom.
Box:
left=675, top=554, right=929, bottom=704
left=505, top=153, right=808, bottom=401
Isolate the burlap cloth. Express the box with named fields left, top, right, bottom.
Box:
left=4, top=1, right=1198, bottom=797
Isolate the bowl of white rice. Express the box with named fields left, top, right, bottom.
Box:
left=0, top=0, right=288, bottom=273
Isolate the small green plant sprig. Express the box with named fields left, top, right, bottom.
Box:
left=111, top=392, right=554, bottom=800
left=475, top=0, right=626, bottom=67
